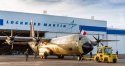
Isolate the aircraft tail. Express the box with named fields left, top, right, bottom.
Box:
left=30, top=20, right=35, bottom=37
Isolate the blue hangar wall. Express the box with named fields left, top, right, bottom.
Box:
left=0, top=10, right=107, bottom=38
left=107, top=29, right=125, bottom=54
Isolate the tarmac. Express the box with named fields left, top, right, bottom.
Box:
left=0, top=55, right=125, bottom=66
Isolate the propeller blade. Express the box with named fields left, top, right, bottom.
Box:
left=98, top=34, right=100, bottom=40
left=93, top=36, right=98, bottom=41
left=100, top=42, right=104, bottom=46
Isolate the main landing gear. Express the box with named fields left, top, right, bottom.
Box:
left=58, top=55, right=64, bottom=59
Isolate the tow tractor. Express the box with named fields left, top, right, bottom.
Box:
left=94, top=46, right=118, bottom=63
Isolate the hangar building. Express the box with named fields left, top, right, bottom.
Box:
left=0, top=10, right=124, bottom=57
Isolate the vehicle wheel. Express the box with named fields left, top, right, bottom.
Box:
left=104, top=58, right=108, bottom=63
left=96, top=57, right=100, bottom=62
left=113, top=59, right=117, bottom=63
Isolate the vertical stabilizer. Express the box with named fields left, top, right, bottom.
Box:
left=30, top=20, right=35, bottom=37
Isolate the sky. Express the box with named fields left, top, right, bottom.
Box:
left=0, top=0, right=125, bottom=29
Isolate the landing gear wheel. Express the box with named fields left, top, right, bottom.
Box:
left=40, top=55, right=47, bottom=59
left=77, top=56, right=83, bottom=61
left=113, top=59, right=117, bottom=63
left=40, top=52, right=48, bottom=59
left=96, top=57, right=100, bottom=62
left=58, top=55, right=64, bottom=59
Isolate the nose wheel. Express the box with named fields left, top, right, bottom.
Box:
left=77, top=55, right=84, bottom=61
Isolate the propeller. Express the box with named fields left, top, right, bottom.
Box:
left=2, top=30, right=20, bottom=49
left=93, top=34, right=103, bottom=46
left=5, top=36, right=15, bottom=45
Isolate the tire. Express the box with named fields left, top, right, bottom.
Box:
left=113, top=59, right=117, bottom=63
left=40, top=55, right=47, bottom=59
left=77, top=56, right=83, bottom=61
left=96, top=57, right=100, bottom=62
left=104, top=58, right=108, bottom=63
left=77, top=56, right=81, bottom=61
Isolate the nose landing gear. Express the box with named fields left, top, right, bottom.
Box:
left=77, top=55, right=84, bottom=61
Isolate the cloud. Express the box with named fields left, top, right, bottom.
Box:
left=19, top=0, right=125, bottom=9
left=32, top=0, right=62, bottom=3
left=0, top=0, right=125, bottom=29
left=65, top=0, right=125, bottom=9
left=20, top=0, right=62, bottom=5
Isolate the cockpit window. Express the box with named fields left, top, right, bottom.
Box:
left=97, top=48, right=102, bottom=53
left=104, top=48, right=112, bottom=54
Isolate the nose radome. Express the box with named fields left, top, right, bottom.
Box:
left=82, top=42, right=93, bottom=55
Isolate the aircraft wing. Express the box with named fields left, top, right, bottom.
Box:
left=90, top=39, right=119, bottom=42
left=100, top=39, right=119, bottom=42
left=0, top=36, right=33, bottom=41
left=0, top=36, right=7, bottom=40
left=0, top=36, right=51, bottom=44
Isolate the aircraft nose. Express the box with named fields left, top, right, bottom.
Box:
left=82, top=42, right=93, bottom=55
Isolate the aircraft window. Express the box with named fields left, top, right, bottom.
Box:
left=49, top=24, right=51, bottom=27
left=63, top=25, right=66, bottom=27
left=34, top=22, right=36, bottom=26
left=53, top=24, right=55, bottom=27
left=11, top=21, right=14, bottom=24
left=20, top=22, right=23, bottom=25
left=44, top=23, right=47, bottom=26
left=16, top=21, right=19, bottom=24
left=60, top=24, right=62, bottom=27
left=25, top=22, right=28, bottom=25
left=38, top=23, right=41, bottom=26
left=6, top=21, right=9, bottom=24
left=57, top=24, right=59, bottom=27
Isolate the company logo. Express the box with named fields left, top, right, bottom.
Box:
left=0, top=19, right=3, bottom=25
left=68, top=20, right=77, bottom=29
left=43, top=20, right=77, bottom=29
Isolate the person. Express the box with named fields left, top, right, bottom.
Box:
left=24, top=49, right=29, bottom=61
left=90, top=51, right=92, bottom=58
left=90, top=51, right=92, bottom=61
left=116, top=51, right=118, bottom=57
left=33, top=52, right=37, bottom=60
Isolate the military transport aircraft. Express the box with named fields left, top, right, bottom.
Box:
left=0, top=20, right=117, bottom=60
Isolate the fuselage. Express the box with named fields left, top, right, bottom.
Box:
left=28, top=34, right=93, bottom=56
